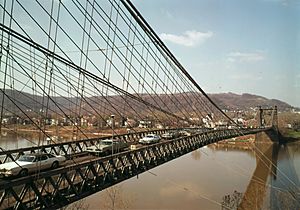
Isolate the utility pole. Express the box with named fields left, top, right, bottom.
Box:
left=258, top=106, right=263, bottom=127
left=111, top=115, right=115, bottom=156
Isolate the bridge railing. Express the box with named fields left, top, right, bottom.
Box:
left=0, top=127, right=205, bottom=163
left=0, top=128, right=265, bottom=209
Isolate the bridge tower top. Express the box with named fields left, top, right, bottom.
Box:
left=255, top=106, right=281, bottom=143
left=258, top=106, right=278, bottom=131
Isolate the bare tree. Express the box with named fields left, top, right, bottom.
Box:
left=100, top=185, right=134, bottom=210
left=221, top=190, right=243, bottom=210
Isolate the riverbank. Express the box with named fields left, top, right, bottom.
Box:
left=211, top=135, right=255, bottom=153
left=282, top=130, right=300, bottom=138
left=278, top=128, right=300, bottom=143
left=0, top=125, right=136, bottom=141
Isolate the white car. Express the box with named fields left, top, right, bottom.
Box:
left=139, top=134, right=161, bottom=144
left=0, top=153, right=66, bottom=177
left=162, top=131, right=180, bottom=139
left=179, top=130, right=192, bottom=136
left=85, top=139, right=128, bottom=156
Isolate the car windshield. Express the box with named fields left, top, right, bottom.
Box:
left=18, top=155, right=35, bottom=162
left=146, top=135, right=155, bottom=138
left=100, top=141, right=113, bottom=146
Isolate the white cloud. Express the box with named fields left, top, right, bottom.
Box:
left=227, top=51, right=265, bottom=62
left=160, top=30, right=213, bottom=47
left=226, top=57, right=236, bottom=63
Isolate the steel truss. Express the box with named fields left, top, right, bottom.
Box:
left=0, top=128, right=267, bottom=209
left=0, top=128, right=180, bottom=164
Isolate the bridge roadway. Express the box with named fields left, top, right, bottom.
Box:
left=0, top=128, right=186, bottom=164
left=0, top=128, right=268, bottom=209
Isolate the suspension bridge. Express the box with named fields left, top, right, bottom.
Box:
left=0, top=0, right=279, bottom=209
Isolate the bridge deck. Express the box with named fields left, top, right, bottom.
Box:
left=0, top=128, right=267, bottom=209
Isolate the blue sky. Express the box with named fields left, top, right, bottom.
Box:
left=133, top=0, right=300, bottom=107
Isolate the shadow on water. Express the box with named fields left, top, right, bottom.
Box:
left=221, top=139, right=300, bottom=210
left=269, top=143, right=300, bottom=210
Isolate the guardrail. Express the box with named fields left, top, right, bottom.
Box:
left=0, top=128, right=207, bottom=163
left=0, top=128, right=267, bottom=209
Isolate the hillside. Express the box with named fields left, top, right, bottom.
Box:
left=208, top=92, right=293, bottom=111
left=0, top=90, right=295, bottom=115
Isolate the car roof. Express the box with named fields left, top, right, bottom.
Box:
left=101, top=139, right=118, bottom=142
left=22, top=153, right=49, bottom=157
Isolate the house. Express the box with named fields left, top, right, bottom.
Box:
left=138, top=120, right=153, bottom=128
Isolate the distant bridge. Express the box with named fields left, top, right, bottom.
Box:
left=0, top=0, right=279, bottom=209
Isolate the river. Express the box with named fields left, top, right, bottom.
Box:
left=84, top=139, right=300, bottom=209
left=0, top=132, right=299, bottom=209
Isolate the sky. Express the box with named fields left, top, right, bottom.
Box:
left=132, top=0, right=300, bottom=107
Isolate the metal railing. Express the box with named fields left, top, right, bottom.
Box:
left=0, top=127, right=268, bottom=209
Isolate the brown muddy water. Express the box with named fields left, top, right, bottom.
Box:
left=85, top=141, right=300, bottom=210
left=1, top=132, right=299, bottom=209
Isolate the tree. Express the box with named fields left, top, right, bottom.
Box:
left=99, top=185, right=134, bottom=210
left=221, top=190, right=243, bottom=210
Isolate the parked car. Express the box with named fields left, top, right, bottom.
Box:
left=85, top=139, right=128, bottom=156
left=179, top=129, right=193, bottom=136
left=139, top=134, right=161, bottom=144
left=162, top=131, right=180, bottom=139
left=0, top=153, right=66, bottom=177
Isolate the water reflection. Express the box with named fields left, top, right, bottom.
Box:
left=210, top=143, right=255, bottom=158
left=269, top=143, right=300, bottom=210
left=191, top=150, right=201, bottom=160
left=236, top=143, right=274, bottom=210
left=238, top=142, right=300, bottom=210
left=0, top=132, right=38, bottom=150
left=0, top=131, right=72, bottom=150
left=98, top=185, right=135, bottom=209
